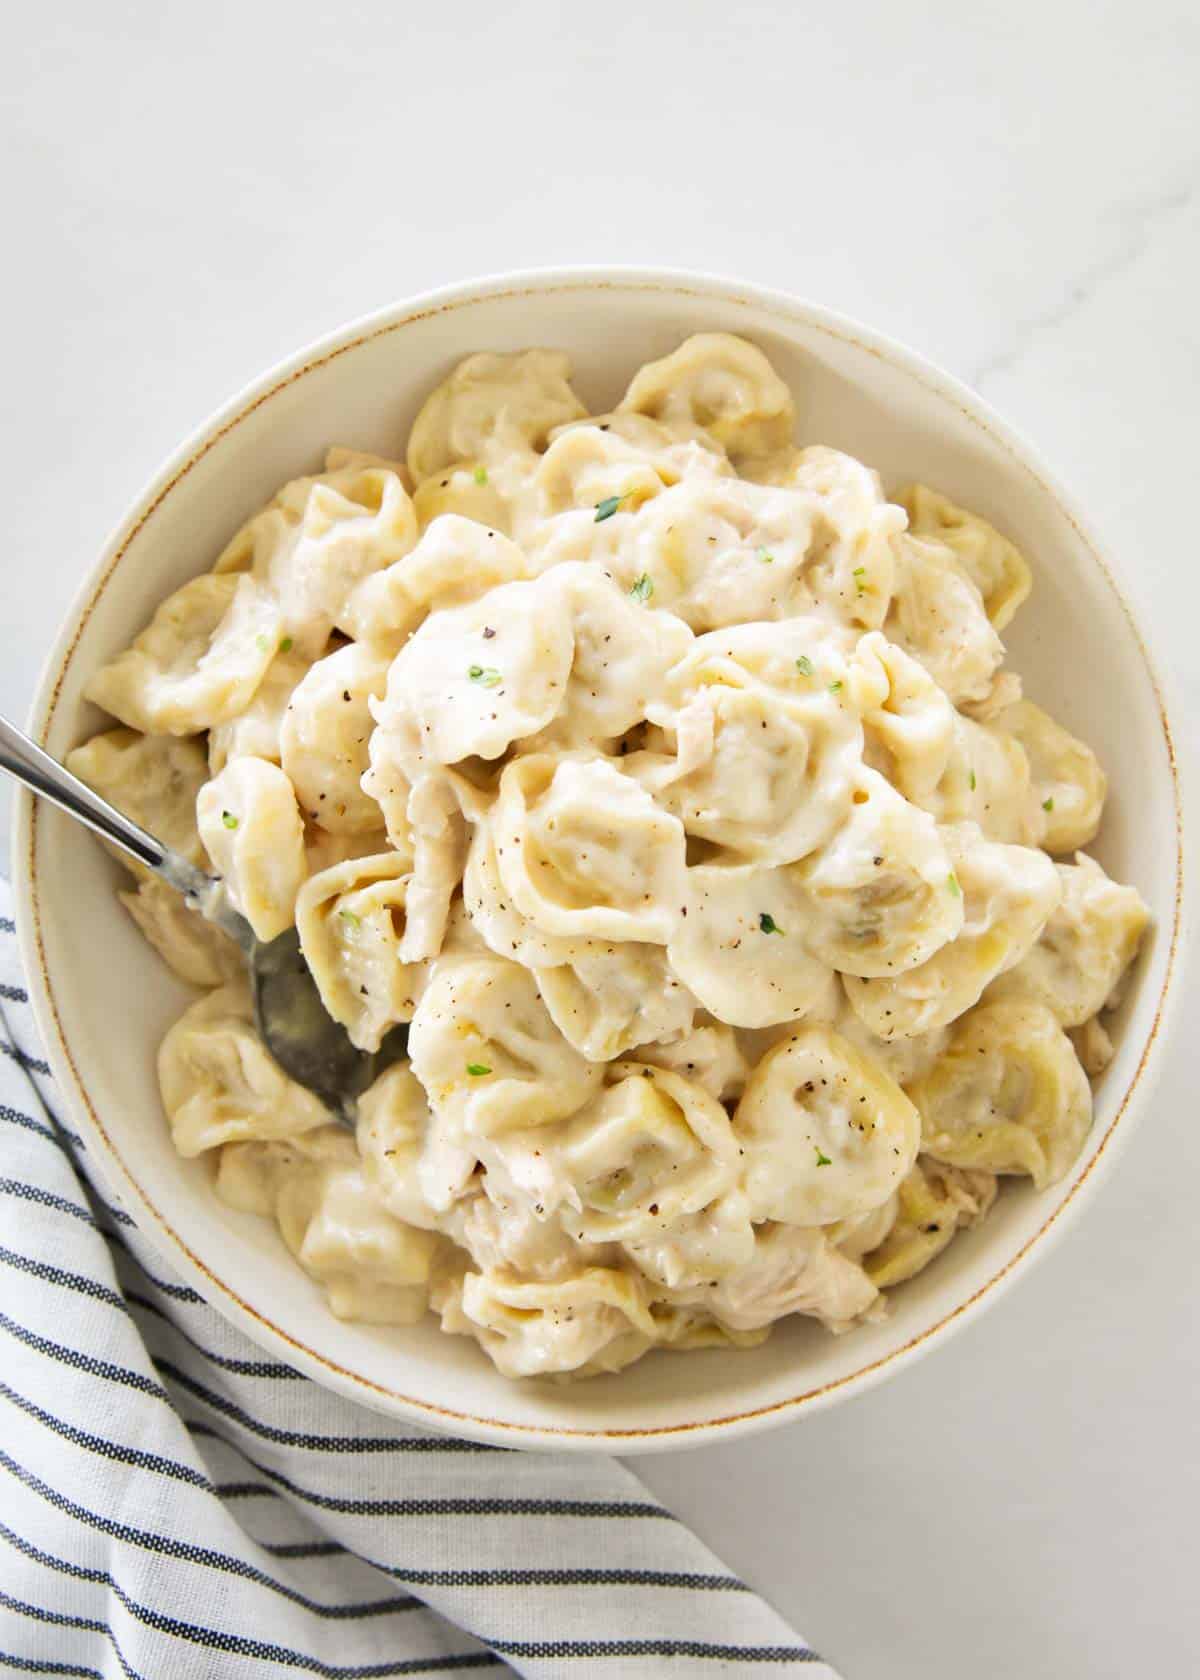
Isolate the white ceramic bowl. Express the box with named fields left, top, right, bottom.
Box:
left=12, top=269, right=1188, bottom=1452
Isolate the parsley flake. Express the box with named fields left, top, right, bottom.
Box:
left=221, top=810, right=238, bottom=830
left=758, top=547, right=775, bottom=564
left=759, top=912, right=784, bottom=935
left=795, top=655, right=814, bottom=677
left=828, top=679, right=843, bottom=693
left=595, top=492, right=630, bottom=522
left=255, top=633, right=271, bottom=653
left=969, top=769, right=977, bottom=791
left=468, top=665, right=503, bottom=687
left=279, top=636, right=294, bottom=653
left=466, top=1063, right=492, bottom=1077
left=815, top=1148, right=832, bottom=1167
left=852, top=565, right=867, bottom=595
left=629, top=573, right=653, bottom=603
left=947, top=871, right=961, bottom=896
left=473, top=465, right=488, bottom=485
left=338, top=908, right=361, bottom=927
left=1043, top=796, right=1054, bottom=812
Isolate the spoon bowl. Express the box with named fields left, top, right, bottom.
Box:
left=248, top=924, right=409, bottom=1123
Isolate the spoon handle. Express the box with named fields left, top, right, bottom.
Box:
left=0, top=714, right=168, bottom=872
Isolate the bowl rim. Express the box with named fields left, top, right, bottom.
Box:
left=11, top=264, right=1190, bottom=1453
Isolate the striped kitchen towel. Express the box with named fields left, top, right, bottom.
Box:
left=0, top=879, right=838, bottom=1679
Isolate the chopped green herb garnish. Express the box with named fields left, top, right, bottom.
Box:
left=595, top=492, right=630, bottom=522
left=969, top=769, right=977, bottom=791
left=759, top=912, right=784, bottom=935
left=852, top=565, right=867, bottom=595
left=815, top=1148, right=832, bottom=1167
left=255, top=633, right=271, bottom=653
left=758, top=547, right=775, bottom=564
left=947, top=871, right=961, bottom=896
left=466, top=1063, right=492, bottom=1077
left=279, top=636, right=294, bottom=653
left=473, top=466, right=488, bottom=485
left=468, top=665, right=503, bottom=686
left=629, top=573, right=653, bottom=603
left=221, top=810, right=238, bottom=830
left=338, top=908, right=361, bottom=927
left=828, top=679, right=843, bottom=693
left=1043, top=796, right=1054, bottom=812
left=795, top=655, right=814, bottom=677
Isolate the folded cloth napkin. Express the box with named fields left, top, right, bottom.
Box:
left=0, top=880, right=838, bottom=1679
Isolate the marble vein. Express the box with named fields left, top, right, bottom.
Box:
left=969, top=168, right=1200, bottom=390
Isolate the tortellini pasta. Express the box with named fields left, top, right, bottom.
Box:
left=536, top=562, right=693, bottom=742
left=862, top=1158, right=997, bottom=1288
left=610, top=475, right=895, bottom=635
left=990, top=699, right=1107, bottom=853
left=407, top=952, right=603, bottom=1135
left=365, top=573, right=575, bottom=774
left=672, top=1222, right=880, bottom=1334
left=898, top=485, right=1032, bottom=630
left=666, top=862, right=829, bottom=1027
left=119, top=876, right=242, bottom=987
left=735, top=1029, right=922, bottom=1226
left=619, top=332, right=795, bottom=462
left=534, top=942, right=696, bottom=1061
left=634, top=619, right=863, bottom=864
left=986, top=853, right=1149, bottom=1027
left=489, top=752, right=687, bottom=945
left=274, top=1157, right=440, bottom=1325
left=86, top=573, right=282, bottom=736
left=841, top=825, right=1061, bottom=1039
left=217, top=1124, right=441, bottom=1325
left=280, top=641, right=391, bottom=832
left=67, top=727, right=211, bottom=874
left=196, top=756, right=307, bottom=942
left=294, top=852, right=425, bottom=1052
left=217, top=462, right=418, bottom=658
left=407, top=348, right=587, bottom=484
left=78, top=332, right=1147, bottom=1379
left=209, top=643, right=314, bottom=775
left=885, top=533, right=1004, bottom=706
left=787, top=768, right=963, bottom=977
left=530, top=424, right=671, bottom=525
left=910, top=998, right=1092, bottom=1189
left=433, top=1265, right=655, bottom=1379
left=411, top=461, right=515, bottom=536
left=553, top=1063, right=742, bottom=1245
left=342, top=514, right=531, bottom=645
left=854, top=632, right=957, bottom=808
left=159, top=982, right=328, bottom=1156
left=632, top=1020, right=749, bottom=1103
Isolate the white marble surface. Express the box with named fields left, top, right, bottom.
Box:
left=2, top=4, right=1198, bottom=1674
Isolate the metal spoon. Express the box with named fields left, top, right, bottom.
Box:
left=0, top=715, right=407, bottom=1124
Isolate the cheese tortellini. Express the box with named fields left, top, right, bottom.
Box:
left=279, top=642, right=391, bottom=833
left=78, top=332, right=1148, bottom=1380
left=86, top=574, right=282, bottom=737
left=159, top=982, right=329, bottom=1157
left=898, top=485, right=1032, bottom=630
left=841, top=824, right=1062, bottom=1039
left=196, top=757, right=307, bottom=942
left=735, top=1029, right=922, bottom=1226
left=295, top=852, right=424, bottom=1052
left=910, top=998, right=1093, bottom=1189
